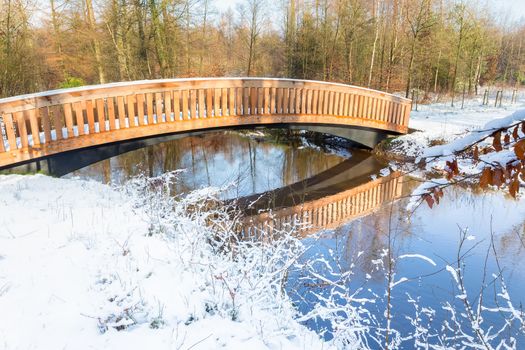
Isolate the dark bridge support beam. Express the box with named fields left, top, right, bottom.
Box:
left=285, top=125, right=391, bottom=149
left=1, top=124, right=392, bottom=176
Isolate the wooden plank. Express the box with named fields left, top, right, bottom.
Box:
left=307, top=89, right=313, bottom=114
left=73, top=101, right=85, bottom=135
left=173, top=91, right=181, bottom=120
left=366, top=97, right=372, bottom=118
left=250, top=87, right=257, bottom=115
left=214, top=89, right=221, bottom=117
left=263, top=88, right=270, bottom=114
left=228, top=88, right=235, bottom=116
left=206, top=89, right=213, bottom=117
left=277, top=88, right=284, bottom=114
left=326, top=91, right=332, bottom=115
left=382, top=100, right=389, bottom=122
left=198, top=89, right=205, bottom=118
left=236, top=88, right=243, bottom=116
left=0, top=117, right=4, bottom=152
left=221, top=88, right=228, bottom=116
left=375, top=99, right=382, bottom=121
left=257, top=88, right=264, bottom=115
left=312, top=90, right=319, bottom=114
left=28, top=109, right=41, bottom=146
left=393, top=103, right=400, bottom=124
left=343, top=93, right=349, bottom=116
left=136, top=94, right=145, bottom=125
left=288, top=88, right=295, bottom=114
left=108, top=97, right=116, bottom=130
left=125, top=95, right=136, bottom=127
left=301, top=89, right=307, bottom=114
left=352, top=95, right=359, bottom=117
left=317, top=90, right=324, bottom=115
left=86, top=100, right=96, bottom=132
left=50, top=106, right=63, bottom=140
left=182, top=90, right=189, bottom=120
left=295, top=89, right=301, bottom=114
left=117, top=96, right=126, bottom=128
left=164, top=91, right=172, bottom=121
left=4, top=113, right=17, bottom=150
left=146, top=93, right=154, bottom=124
left=371, top=98, right=378, bottom=120
left=41, top=107, right=52, bottom=143
left=63, top=103, right=75, bottom=137
left=333, top=92, right=338, bottom=115
left=386, top=101, right=392, bottom=123
left=243, top=87, right=249, bottom=115
left=357, top=96, right=364, bottom=118
left=270, top=88, right=276, bottom=114
left=189, top=90, right=197, bottom=119
left=282, top=88, right=289, bottom=114
left=15, top=111, right=29, bottom=148
left=403, top=103, right=411, bottom=127
left=96, top=98, right=107, bottom=131
left=155, top=92, right=164, bottom=122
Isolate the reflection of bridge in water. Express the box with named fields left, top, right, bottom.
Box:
left=236, top=154, right=404, bottom=236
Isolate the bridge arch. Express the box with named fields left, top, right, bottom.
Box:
left=0, top=78, right=411, bottom=169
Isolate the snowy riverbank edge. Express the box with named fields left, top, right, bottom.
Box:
left=0, top=174, right=330, bottom=350
left=388, top=95, right=525, bottom=160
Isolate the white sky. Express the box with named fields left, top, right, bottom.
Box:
left=487, top=0, right=525, bottom=22
left=214, top=0, right=525, bottom=23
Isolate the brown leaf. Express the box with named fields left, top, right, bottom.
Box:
left=493, top=131, right=502, bottom=151
left=522, top=121, right=525, bottom=135
left=513, top=126, right=519, bottom=141
left=509, top=177, right=520, bottom=198
left=504, top=133, right=510, bottom=144
left=480, top=168, right=492, bottom=188
left=493, top=168, right=504, bottom=187
left=515, top=139, right=525, bottom=160
left=473, top=146, right=479, bottom=161
left=423, top=194, right=434, bottom=209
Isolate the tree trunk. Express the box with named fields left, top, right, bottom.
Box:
left=85, top=0, right=106, bottom=84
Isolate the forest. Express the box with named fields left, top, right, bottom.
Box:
left=0, top=0, right=524, bottom=100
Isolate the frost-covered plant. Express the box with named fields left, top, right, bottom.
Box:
left=98, top=172, right=316, bottom=343
left=294, top=222, right=525, bottom=349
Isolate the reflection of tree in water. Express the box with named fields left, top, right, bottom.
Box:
left=70, top=131, right=346, bottom=197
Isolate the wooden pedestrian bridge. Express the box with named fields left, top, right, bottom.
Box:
left=0, top=78, right=411, bottom=170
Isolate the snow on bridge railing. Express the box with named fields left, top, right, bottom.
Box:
left=0, top=78, right=411, bottom=168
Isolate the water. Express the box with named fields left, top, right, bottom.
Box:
left=65, top=131, right=525, bottom=348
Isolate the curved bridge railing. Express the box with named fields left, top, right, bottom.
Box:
left=0, top=78, right=411, bottom=168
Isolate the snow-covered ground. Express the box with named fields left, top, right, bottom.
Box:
left=390, top=95, right=525, bottom=158
left=0, top=174, right=326, bottom=350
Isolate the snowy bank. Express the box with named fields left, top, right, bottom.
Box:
left=0, top=174, right=327, bottom=350
left=389, top=95, right=525, bottom=159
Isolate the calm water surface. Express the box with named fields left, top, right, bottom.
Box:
left=66, top=132, right=525, bottom=348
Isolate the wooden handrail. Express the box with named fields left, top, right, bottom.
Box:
left=0, top=78, right=411, bottom=168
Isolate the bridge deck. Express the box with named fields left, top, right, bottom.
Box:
left=0, top=78, right=411, bottom=169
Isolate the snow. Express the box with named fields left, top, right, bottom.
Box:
left=398, top=254, right=437, bottom=267
left=0, top=174, right=327, bottom=350
left=445, top=265, right=460, bottom=285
